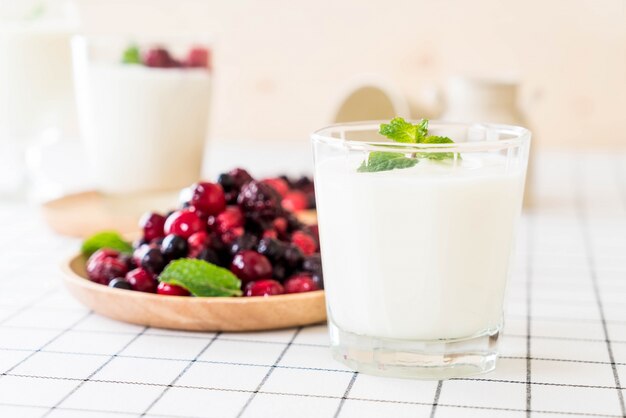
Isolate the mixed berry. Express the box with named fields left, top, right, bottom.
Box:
left=85, top=168, right=322, bottom=297
left=122, top=44, right=212, bottom=70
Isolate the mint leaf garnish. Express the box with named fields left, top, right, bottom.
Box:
left=158, top=259, right=242, bottom=297
left=122, top=45, right=142, bottom=64
left=358, top=117, right=460, bottom=173
left=357, top=151, right=419, bottom=173
left=420, top=135, right=459, bottom=160
left=378, top=117, right=428, bottom=143
left=81, top=231, right=133, bottom=257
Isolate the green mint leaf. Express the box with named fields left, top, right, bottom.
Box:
left=419, top=136, right=460, bottom=160
left=81, top=231, right=133, bottom=257
left=379, top=117, right=421, bottom=143
left=158, top=259, right=242, bottom=297
left=357, top=151, right=419, bottom=173
left=122, top=45, right=142, bottom=64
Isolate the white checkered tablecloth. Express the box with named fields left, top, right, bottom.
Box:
left=0, top=153, right=625, bottom=418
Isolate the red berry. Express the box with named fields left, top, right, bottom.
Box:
left=245, top=279, right=284, bottom=297
left=87, top=250, right=128, bottom=285
left=221, top=226, right=244, bottom=245
left=157, top=282, right=191, bottom=296
left=144, top=47, right=175, bottom=68
left=139, top=212, right=166, bottom=242
left=126, top=268, right=157, bottom=293
left=307, top=224, right=320, bottom=244
left=211, top=206, right=244, bottom=234
left=262, top=178, right=290, bottom=197
left=187, top=231, right=208, bottom=257
left=186, top=47, right=210, bottom=69
left=262, top=229, right=278, bottom=239
left=291, top=231, right=317, bottom=256
left=230, top=250, right=273, bottom=283
left=190, top=182, right=226, bottom=216
left=282, top=191, right=308, bottom=212
left=284, top=273, right=319, bottom=293
left=273, top=217, right=288, bottom=235
left=164, top=210, right=203, bottom=239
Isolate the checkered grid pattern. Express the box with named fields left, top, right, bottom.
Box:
left=0, top=153, right=625, bottom=418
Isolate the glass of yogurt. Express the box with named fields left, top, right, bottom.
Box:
left=312, top=120, right=530, bottom=379
left=72, top=35, right=213, bottom=194
left=0, top=0, right=78, bottom=195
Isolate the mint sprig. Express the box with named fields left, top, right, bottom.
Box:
left=158, top=259, right=242, bottom=297
left=358, top=117, right=460, bottom=173
left=81, top=231, right=133, bottom=257
left=357, top=151, right=418, bottom=172
left=122, top=45, right=142, bottom=64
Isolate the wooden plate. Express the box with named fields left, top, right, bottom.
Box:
left=62, top=254, right=327, bottom=331
left=42, top=190, right=318, bottom=238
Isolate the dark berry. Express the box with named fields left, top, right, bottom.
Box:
left=118, top=253, right=135, bottom=270
left=144, top=47, right=175, bottom=68
left=211, top=206, right=244, bottom=234
left=87, top=249, right=128, bottom=285
left=244, top=279, right=284, bottom=297
left=230, top=250, right=272, bottom=283
left=284, top=273, right=319, bottom=293
left=229, top=168, right=253, bottom=188
left=157, top=282, right=191, bottom=296
left=197, top=247, right=221, bottom=265
left=286, top=213, right=303, bottom=232
left=312, top=273, right=324, bottom=289
left=272, top=263, right=288, bottom=281
left=291, top=231, right=317, bottom=256
left=283, top=244, right=304, bottom=270
left=141, top=248, right=166, bottom=274
left=256, top=238, right=287, bottom=262
left=282, top=190, right=308, bottom=212
left=306, top=192, right=316, bottom=209
left=294, top=176, right=314, bottom=193
left=161, top=234, right=189, bottom=259
left=164, top=210, right=203, bottom=239
left=189, top=182, right=226, bottom=216
left=126, top=268, right=157, bottom=293
left=229, top=234, right=258, bottom=255
left=262, top=178, right=289, bottom=197
left=237, top=180, right=281, bottom=219
left=108, top=277, right=132, bottom=290
left=185, top=47, right=210, bottom=69
left=139, top=212, right=166, bottom=242
left=218, top=173, right=236, bottom=192
left=302, top=253, right=322, bottom=276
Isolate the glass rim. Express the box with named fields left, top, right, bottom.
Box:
left=311, top=120, right=531, bottom=153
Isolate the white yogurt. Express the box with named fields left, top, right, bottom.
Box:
left=76, top=64, right=211, bottom=194
left=315, top=154, right=524, bottom=341
left=0, top=21, right=76, bottom=139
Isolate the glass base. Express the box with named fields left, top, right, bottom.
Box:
left=329, top=319, right=500, bottom=380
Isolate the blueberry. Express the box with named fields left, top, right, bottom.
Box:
left=197, top=247, right=221, bottom=265
left=257, top=238, right=287, bottom=262
left=230, top=234, right=259, bottom=255
left=161, top=234, right=188, bottom=260
left=218, top=173, right=236, bottom=192
left=303, top=254, right=322, bottom=276
left=272, top=263, right=288, bottom=281
left=108, top=277, right=132, bottom=290
left=141, top=248, right=166, bottom=274
left=283, top=244, right=303, bottom=270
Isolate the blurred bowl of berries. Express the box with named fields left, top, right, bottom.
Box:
left=61, top=168, right=326, bottom=331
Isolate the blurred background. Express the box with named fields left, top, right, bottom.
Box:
left=1, top=0, right=624, bottom=203
left=74, top=0, right=625, bottom=149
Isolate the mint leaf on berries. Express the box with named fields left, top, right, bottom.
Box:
left=158, top=259, right=242, bottom=297
left=81, top=231, right=132, bottom=257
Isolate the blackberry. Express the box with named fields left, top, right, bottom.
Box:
left=257, top=238, right=288, bottom=262
left=237, top=180, right=282, bottom=219
left=229, top=234, right=259, bottom=255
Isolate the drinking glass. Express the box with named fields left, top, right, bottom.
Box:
left=311, top=121, right=530, bottom=379
left=72, top=35, right=212, bottom=194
